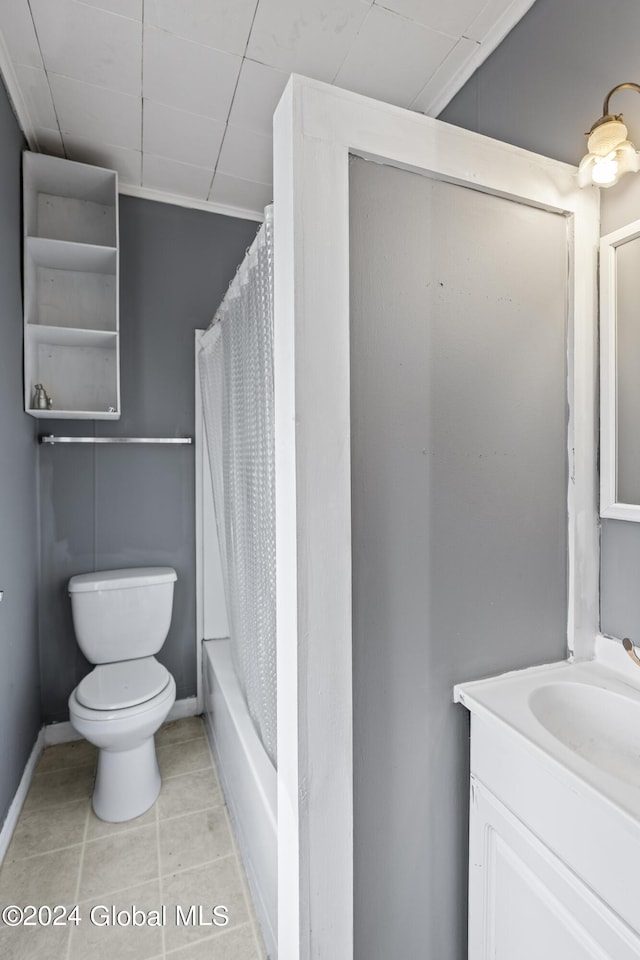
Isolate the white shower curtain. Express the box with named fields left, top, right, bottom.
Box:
left=198, top=206, right=277, bottom=766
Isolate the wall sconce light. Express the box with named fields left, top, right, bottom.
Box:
left=578, top=82, right=640, bottom=188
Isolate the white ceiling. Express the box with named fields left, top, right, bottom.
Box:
left=0, top=0, right=536, bottom=220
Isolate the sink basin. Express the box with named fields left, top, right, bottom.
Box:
left=529, top=681, right=640, bottom=790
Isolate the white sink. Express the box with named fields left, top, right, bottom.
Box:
left=529, top=681, right=640, bottom=790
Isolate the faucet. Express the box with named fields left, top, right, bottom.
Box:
left=622, top=637, right=640, bottom=667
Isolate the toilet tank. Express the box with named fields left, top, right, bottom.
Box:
left=68, top=567, right=177, bottom=665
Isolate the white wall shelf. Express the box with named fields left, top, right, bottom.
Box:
left=25, top=236, right=117, bottom=269
left=23, top=152, right=120, bottom=420
left=26, top=325, right=117, bottom=347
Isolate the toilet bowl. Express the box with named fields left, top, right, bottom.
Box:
left=68, top=567, right=177, bottom=822
left=69, top=659, right=176, bottom=822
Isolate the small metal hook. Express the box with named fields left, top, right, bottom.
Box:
left=622, top=637, right=640, bottom=667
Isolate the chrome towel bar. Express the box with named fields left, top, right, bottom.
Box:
left=39, top=435, right=193, bottom=445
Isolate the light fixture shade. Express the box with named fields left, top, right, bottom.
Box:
left=579, top=84, right=640, bottom=188
left=578, top=138, right=640, bottom=188
left=587, top=117, right=628, bottom=154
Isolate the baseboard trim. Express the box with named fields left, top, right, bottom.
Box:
left=43, top=696, right=200, bottom=746
left=44, top=721, right=81, bottom=745
left=167, top=696, right=199, bottom=721
left=0, top=730, right=45, bottom=865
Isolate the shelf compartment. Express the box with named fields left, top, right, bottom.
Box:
left=25, top=237, right=117, bottom=271
left=25, top=239, right=117, bottom=332
left=23, top=153, right=117, bottom=247
left=26, top=340, right=119, bottom=418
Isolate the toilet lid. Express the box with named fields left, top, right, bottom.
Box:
left=76, top=657, right=170, bottom=710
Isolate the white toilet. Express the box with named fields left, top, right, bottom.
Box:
left=68, top=566, right=177, bottom=823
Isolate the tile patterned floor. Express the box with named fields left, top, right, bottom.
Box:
left=0, top=717, right=268, bottom=960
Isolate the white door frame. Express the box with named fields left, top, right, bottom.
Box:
left=272, top=75, right=600, bottom=960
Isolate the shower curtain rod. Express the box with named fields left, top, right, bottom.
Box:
left=206, top=204, right=273, bottom=333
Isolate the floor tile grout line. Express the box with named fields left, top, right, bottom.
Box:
left=153, top=800, right=167, bottom=960
left=74, top=868, right=173, bottom=908
left=32, top=761, right=97, bottom=778
left=85, top=819, right=158, bottom=845
left=156, top=798, right=224, bottom=825
left=22, top=798, right=92, bottom=816
left=42, top=729, right=205, bottom=758
left=163, top=920, right=255, bottom=956
left=73, top=851, right=240, bottom=908
left=66, top=793, right=91, bottom=960
left=34, top=728, right=209, bottom=773
left=20, top=775, right=95, bottom=808
left=161, top=762, right=214, bottom=781
left=20, top=784, right=94, bottom=800
left=75, top=799, right=223, bottom=852
left=156, top=736, right=208, bottom=750
left=216, top=800, right=265, bottom=957
left=157, top=850, right=236, bottom=885
left=83, top=797, right=224, bottom=845
left=154, top=847, right=237, bottom=884
left=157, top=734, right=209, bottom=748
left=156, top=729, right=207, bottom=744
left=25, top=790, right=95, bottom=809
left=13, top=781, right=219, bottom=855
left=5, top=838, right=86, bottom=864
left=33, top=760, right=98, bottom=776
left=37, top=734, right=206, bottom=778
left=23, top=793, right=96, bottom=813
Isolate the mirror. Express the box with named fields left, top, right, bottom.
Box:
left=601, top=218, right=640, bottom=519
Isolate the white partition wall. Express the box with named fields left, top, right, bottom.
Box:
left=272, top=76, right=600, bottom=959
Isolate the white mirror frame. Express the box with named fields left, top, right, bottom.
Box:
left=600, top=218, right=640, bottom=520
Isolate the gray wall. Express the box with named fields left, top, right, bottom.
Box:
left=0, top=78, right=41, bottom=826
left=38, top=197, right=258, bottom=722
left=440, top=0, right=640, bottom=650
left=441, top=0, right=640, bottom=170
left=350, top=158, right=569, bottom=960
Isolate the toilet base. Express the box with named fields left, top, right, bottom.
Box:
left=93, top=737, right=161, bottom=822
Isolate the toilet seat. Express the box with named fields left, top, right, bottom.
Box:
left=76, top=657, right=170, bottom=711
left=69, top=673, right=176, bottom=726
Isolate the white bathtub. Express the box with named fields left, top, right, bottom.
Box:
left=202, top=638, right=277, bottom=958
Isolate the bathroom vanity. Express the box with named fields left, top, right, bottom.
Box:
left=456, top=651, right=640, bottom=958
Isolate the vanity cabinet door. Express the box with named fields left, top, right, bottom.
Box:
left=469, top=777, right=640, bottom=960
